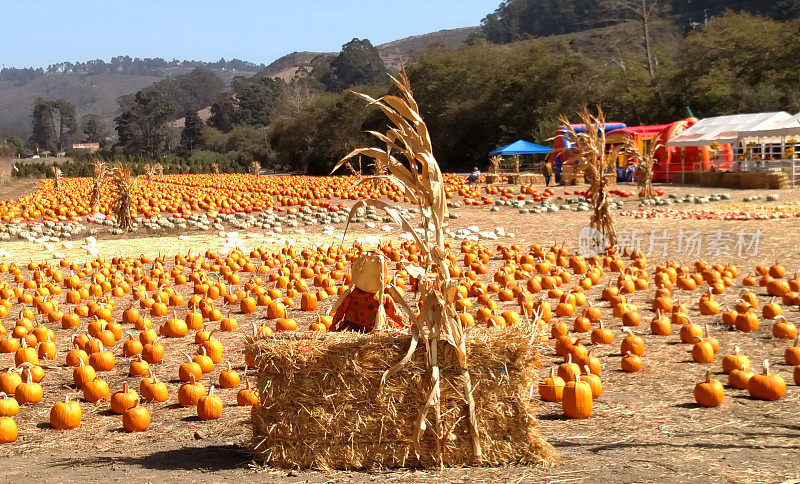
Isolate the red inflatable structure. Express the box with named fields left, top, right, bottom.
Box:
left=607, top=118, right=733, bottom=182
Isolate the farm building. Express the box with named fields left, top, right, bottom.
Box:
left=667, top=112, right=800, bottom=186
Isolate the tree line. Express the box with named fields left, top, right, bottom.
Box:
left=13, top=154, right=245, bottom=179
left=1, top=57, right=264, bottom=87
left=477, top=0, right=800, bottom=44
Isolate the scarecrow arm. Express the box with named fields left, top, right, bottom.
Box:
left=330, top=291, right=352, bottom=331
left=383, top=293, right=408, bottom=327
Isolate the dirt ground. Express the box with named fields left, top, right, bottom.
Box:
left=2, top=181, right=800, bottom=483
left=0, top=177, right=41, bottom=201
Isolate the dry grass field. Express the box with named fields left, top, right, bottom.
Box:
left=1, top=177, right=800, bottom=483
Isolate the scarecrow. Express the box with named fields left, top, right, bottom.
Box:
left=330, top=250, right=408, bottom=332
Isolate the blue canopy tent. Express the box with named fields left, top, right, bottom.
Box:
left=489, top=140, right=553, bottom=155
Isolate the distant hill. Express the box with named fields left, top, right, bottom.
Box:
left=0, top=66, right=256, bottom=139
left=261, top=27, right=481, bottom=80
left=259, top=52, right=325, bottom=80
left=0, top=73, right=161, bottom=139
left=169, top=106, right=212, bottom=128
left=377, top=27, right=480, bottom=71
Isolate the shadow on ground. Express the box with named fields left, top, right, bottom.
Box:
left=51, top=444, right=250, bottom=472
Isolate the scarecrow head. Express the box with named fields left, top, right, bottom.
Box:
left=352, top=250, right=388, bottom=294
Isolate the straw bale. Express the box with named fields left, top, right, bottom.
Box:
left=739, top=172, right=768, bottom=189
left=721, top=172, right=740, bottom=188
left=699, top=171, right=723, bottom=187
left=246, top=328, right=555, bottom=470
left=681, top=171, right=700, bottom=185
left=518, top=174, right=545, bottom=185
left=766, top=172, right=789, bottom=189
left=485, top=174, right=501, bottom=184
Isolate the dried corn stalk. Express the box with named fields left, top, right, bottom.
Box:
left=51, top=166, right=62, bottom=191
left=621, top=134, right=662, bottom=200
left=334, top=72, right=482, bottom=467
left=250, top=161, right=261, bottom=176
left=371, top=150, right=390, bottom=188
left=555, top=106, right=621, bottom=246
left=210, top=163, right=220, bottom=174
left=513, top=154, right=520, bottom=174
left=111, top=162, right=134, bottom=231
left=143, top=163, right=157, bottom=183
left=90, top=159, right=106, bottom=207
left=373, top=150, right=389, bottom=176
left=488, top=155, right=502, bottom=175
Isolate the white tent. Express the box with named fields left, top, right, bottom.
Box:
left=666, top=112, right=791, bottom=147
left=738, top=113, right=800, bottom=140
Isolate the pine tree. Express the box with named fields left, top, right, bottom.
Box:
left=180, top=110, right=205, bottom=154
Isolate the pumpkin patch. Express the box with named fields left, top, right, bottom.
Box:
left=0, top=171, right=796, bottom=481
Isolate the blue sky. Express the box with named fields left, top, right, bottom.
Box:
left=1, top=1, right=498, bottom=68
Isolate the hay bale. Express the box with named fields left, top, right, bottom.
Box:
left=485, top=174, right=501, bottom=184
left=678, top=171, right=701, bottom=185
left=246, top=329, right=555, bottom=470
left=766, top=172, right=789, bottom=189
left=518, top=174, right=545, bottom=185
left=699, top=171, right=723, bottom=187
left=506, top=174, right=520, bottom=185
left=739, top=172, right=768, bottom=189
left=721, top=172, right=740, bottom=188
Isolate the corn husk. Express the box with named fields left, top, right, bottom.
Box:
left=110, top=162, right=134, bottom=231
left=90, top=159, right=106, bottom=207
left=51, top=166, right=62, bottom=192
left=489, top=155, right=502, bottom=175
left=555, top=106, right=620, bottom=245
left=620, top=134, right=663, bottom=200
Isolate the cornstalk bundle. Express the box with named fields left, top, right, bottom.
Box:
left=488, top=155, right=502, bottom=175
left=110, top=162, right=134, bottom=231
left=555, top=106, right=621, bottom=246
left=621, top=134, right=662, bottom=200
left=51, top=166, right=62, bottom=192
left=333, top=72, right=482, bottom=466
left=250, top=161, right=261, bottom=176
left=90, top=159, right=106, bottom=207
left=143, top=163, right=157, bottom=183
left=210, top=163, right=220, bottom=174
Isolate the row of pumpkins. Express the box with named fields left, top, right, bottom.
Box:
left=0, top=170, right=497, bottom=224
left=535, top=256, right=800, bottom=419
